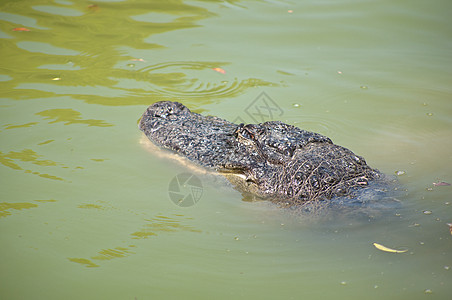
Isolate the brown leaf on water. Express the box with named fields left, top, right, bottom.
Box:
left=447, top=223, right=452, bottom=235
left=87, top=4, right=99, bottom=12
left=433, top=181, right=450, bottom=186
left=12, top=27, right=30, bottom=32
left=212, top=67, right=226, bottom=74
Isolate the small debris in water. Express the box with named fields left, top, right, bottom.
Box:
left=423, top=210, right=432, bottom=215
left=12, top=27, right=30, bottom=31
left=373, top=242, right=408, bottom=253
left=130, top=58, right=145, bottom=62
left=426, top=112, right=433, bottom=116
left=88, top=4, right=99, bottom=11
left=52, top=77, right=61, bottom=81
left=424, top=289, right=433, bottom=294
left=444, top=265, right=450, bottom=270
left=234, top=236, right=239, bottom=241
left=426, top=187, right=433, bottom=191
left=433, top=181, right=450, bottom=186
left=212, top=68, right=226, bottom=74
left=337, top=71, right=343, bottom=75
left=395, top=170, right=405, bottom=176
left=292, top=103, right=301, bottom=108
left=340, top=281, right=347, bottom=286
left=288, top=10, right=293, bottom=13
left=127, top=63, right=135, bottom=68
left=360, top=85, right=368, bottom=89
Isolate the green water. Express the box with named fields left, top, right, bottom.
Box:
left=1, top=0, right=451, bottom=299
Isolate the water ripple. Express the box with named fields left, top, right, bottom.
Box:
left=17, top=41, right=80, bottom=56
left=0, top=12, right=48, bottom=29
left=32, top=5, right=84, bottom=17
left=130, top=61, right=276, bottom=99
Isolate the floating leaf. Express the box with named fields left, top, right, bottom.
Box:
left=373, top=242, right=408, bottom=253
left=12, top=27, right=30, bottom=32
left=433, top=181, right=450, bottom=186
left=212, top=67, right=226, bottom=74
left=447, top=223, right=452, bottom=235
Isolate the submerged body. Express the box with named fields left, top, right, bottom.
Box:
left=139, top=101, right=393, bottom=208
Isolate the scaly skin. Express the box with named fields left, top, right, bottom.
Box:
left=139, top=101, right=390, bottom=207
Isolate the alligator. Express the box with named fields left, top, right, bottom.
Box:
left=139, top=101, right=396, bottom=208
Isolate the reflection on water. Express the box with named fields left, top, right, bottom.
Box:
left=0, top=202, right=38, bottom=218
left=0, top=149, right=64, bottom=180
left=1, top=0, right=277, bottom=106
left=78, top=203, right=104, bottom=209
left=16, top=41, right=81, bottom=56
left=68, top=214, right=201, bottom=268
left=0, top=199, right=56, bottom=218
left=131, top=215, right=202, bottom=239
left=36, top=108, right=113, bottom=126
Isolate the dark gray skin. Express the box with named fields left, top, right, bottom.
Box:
left=139, top=101, right=393, bottom=208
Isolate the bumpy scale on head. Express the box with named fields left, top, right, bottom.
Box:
left=139, top=101, right=385, bottom=207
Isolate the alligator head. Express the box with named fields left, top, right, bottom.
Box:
left=139, top=101, right=386, bottom=207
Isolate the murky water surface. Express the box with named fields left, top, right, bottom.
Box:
left=1, top=0, right=451, bottom=299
